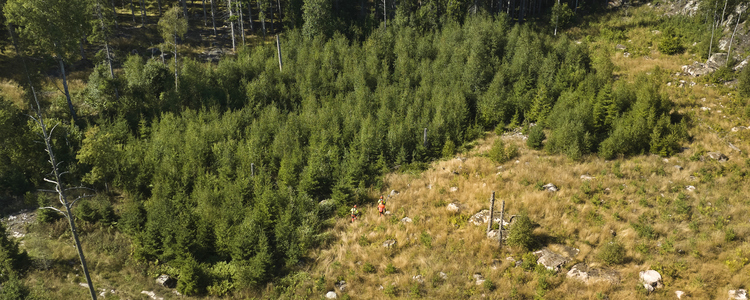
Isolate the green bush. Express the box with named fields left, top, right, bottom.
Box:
left=598, top=240, right=626, bottom=265
left=507, top=214, right=535, bottom=251
left=36, top=208, right=62, bottom=224
left=441, top=139, right=456, bottom=158
left=177, top=258, right=202, bottom=296
left=385, top=263, right=397, bottom=274
left=489, top=139, right=506, bottom=163
left=526, top=126, right=545, bottom=149
left=658, top=32, right=684, bottom=55
left=384, top=284, right=398, bottom=297
left=482, top=279, right=496, bottom=291
left=740, top=66, right=750, bottom=97
left=363, top=262, right=376, bottom=273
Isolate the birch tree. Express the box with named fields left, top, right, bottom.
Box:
left=158, top=6, right=188, bottom=90
left=4, top=0, right=91, bottom=122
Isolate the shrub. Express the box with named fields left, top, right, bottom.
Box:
left=441, top=139, right=456, bottom=158
left=658, top=32, right=683, bottom=55
left=526, top=126, right=545, bottom=149
left=482, top=279, right=496, bottom=291
left=177, top=257, right=202, bottom=296
left=419, top=231, right=432, bottom=248
left=385, top=263, right=397, bottom=274
left=740, top=66, right=750, bottom=97
left=507, top=214, right=535, bottom=251
left=362, top=262, right=376, bottom=273
left=598, top=240, right=626, bottom=265
left=384, top=284, right=398, bottom=296
left=489, top=139, right=506, bottom=163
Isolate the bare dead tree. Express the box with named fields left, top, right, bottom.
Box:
left=30, top=90, right=97, bottom=300
left=727, top=9, right=742, bottom=67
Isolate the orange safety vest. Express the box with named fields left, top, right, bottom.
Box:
left=378, top=203, right=385, bottom=212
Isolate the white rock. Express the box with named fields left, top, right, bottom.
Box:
left=401, top=217, right=413, bottom=223
left=675, top=290, right=685, bottom=299
left=639, top=270, right=663, bottom=292
left=140, top=291, right=164, bottom=300
left=439, top=272, right=447, bottom=280
left=325, top=291, right=338, bottom=299
left=729, top=289, right=748, bottom=300
left=449, top=187, right=458, bottom=192
left=473, top=273, right=485, bottom=285
left=383, top=239, right=397, bottom=248
left=447, top=203, right=461, bottom=213
left=390, top=190, right=399, bottom=197
left=542, top=183, right=558, bottom=192
left=580, top=175, right=595, bottom=180
left=412, top=275, right=424, bottom=284
left=335, top=281, right=347, bottom=292
left=686, top=185, right=696, bottom=192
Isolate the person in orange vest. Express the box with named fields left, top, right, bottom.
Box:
left=350, top=205, right=359, bottom=223
left=377, top=196, right=386, bottom=217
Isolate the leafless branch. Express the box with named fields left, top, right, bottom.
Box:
left=37, top=189, right=58, bottom=193
left=44, top=178, right=59, bottom=185
left=65, top=186, right=96, bottom=192
left=70, top=195, right=94, bottom=207
left=39, top=206, right=67, bottom=217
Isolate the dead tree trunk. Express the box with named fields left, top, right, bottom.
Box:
left=721, top=0, right=728, bottom=26
left=498, top=200, right=505, bottom=245
left=248, top=0, right=254, bottom=32
left=259, top=0, right=266, bottom=36
left=487, top=192, right=495, bottom=234
left=708, top=1, right=718, bottom=62
left=203, top=0, right=208, bottom=26
left=238, top=0, right=246, bottom=45
left=727, top=10, right=742, bottom=67
left=182, top=0, right=189, bottom=18
left=140, top=0, right=146, bottom=27
left=95, top=1, right=119, bottom=99
left=130, top=0, right=136, bottom=23
left=57, top=58, right=77, bottom=122
left=276, top=34, right=282, bottom=71
left=31, top=96, right=96, bottom=300
left=228, top=0, right=236, bottom=51
left=157, top=0, right=163, bottom=15
left=210, top=0, right=217, bottom=35
left=277, top=0, right=282, bottom=31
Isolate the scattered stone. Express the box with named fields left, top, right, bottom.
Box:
left=469, top=210, right=506, bottom=226
left=155, top=274, right=176, bottom=288
left=439, top=272, right=448, bottom=280
left=173, top=290, right=182, bottom=296
left=729, top=289, right=748, bottom=300
left=79, top=283, right=89, bottom=288
left=412, top=275, right=424, bottom=284
left=732, top=126, right=748, bottom=132
left=685, top=185, right=696, bottom=192
left=566, top=263, right=620, bottom=284
left=427, top=184, right=432, bottom=190
left=141, top=291, right=164, bottom=300
left=675, top=290, right=685, bottom=299
left=473, top=273, right=485, bottom=285
left=319, top=199, right=331, bottom=206
left=447, top=203, right=461, bottom=213
left=487, top=230, right=498, bottom=239
left=401, top=217, right=413, bottom=223
left=515, top=260, right=523, bottom=267
left=335, top=281, right=347, bottom=292
left=533, top=248, right=572, bottom=272
left=382, top=239, right=397, bottom=248
left=449, top=187, right=458, bottom=192
left=707, top=151, right=729, bottom=162
left=615, top=44, right=627, bottom=51
left=384, top=211, right=392, bottom=216
left=623, top=52, right=631, bottom=57
left=206, top=48, right=224, bottom=62
left=390, top=190, right=399, bottom=197
left=378, top=285, right=384, bottom=291
left=580, top=175, right=595, bottom=181
left=639, top=270, right=663, bottom=293
left=674, top=165, right=683, bottom=171
left=542, top=183, right=558, bottom=192
left=325, top=291, right=338, bottom=299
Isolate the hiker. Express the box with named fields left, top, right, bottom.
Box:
left=378, top=196, right=386, bottom=217
left=350, top=205, right=359, bottom=222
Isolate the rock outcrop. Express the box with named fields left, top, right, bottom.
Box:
left=155, top=274, right=176, bottom=288
left=533, top=247, right=577, bottom=272
left=566, top=263, right=620, bottom=284
left=639, top=270, right=663, bottom=293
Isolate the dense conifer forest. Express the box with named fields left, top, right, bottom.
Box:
left=1, top=0, right=748, bottom=298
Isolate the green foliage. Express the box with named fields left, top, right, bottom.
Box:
left=631, top=215, right=656, bottom=239
left=0, top=222, right=28, bottom=284
left=598, top=240, right=626, bottom=265
left=658, top=29, right=684, bottom=55
left=74, top=195, right=116, bottom=225
left=527, top=126, right=545, bottom=150
left=489, top=139, right=518, bottom=163
left=363, top=262, right=376, bottom=273
left=551, top=2, right=575, bottom=32
left=441, top=139, right=456, bottom=158
left=521, top=252, right=538, bottom=271
left=177, top=257, right=202, bottom=296
left=507, top=214, right=535, bottom=251
left=483, top=279, right=496, bottom=291
left=419, top=231, right=432, bottom=248
left=384, top=284, right=398, bottom=297
left=739, top=66, right=750, bottom=97
left=385, top=263, right=397, bottom=274
left=0, top=98, right=42, bottom=197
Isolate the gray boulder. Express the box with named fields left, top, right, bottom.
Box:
left=383, top=239, right=397, bottom=248
left=729, top=289, right=748, bottom=300
left=155, top=274, right=176, bottom=288
left=566, top=263, right=620, bottom=284
left=639, top=270, right=663, bottom=293
left=542, top=183, right=558, bottom=192
left=325, top=291, right=337, bottom=299
left=707, top=151, right=729, bottom=162
left=533, top=248, right=571, bottom=272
